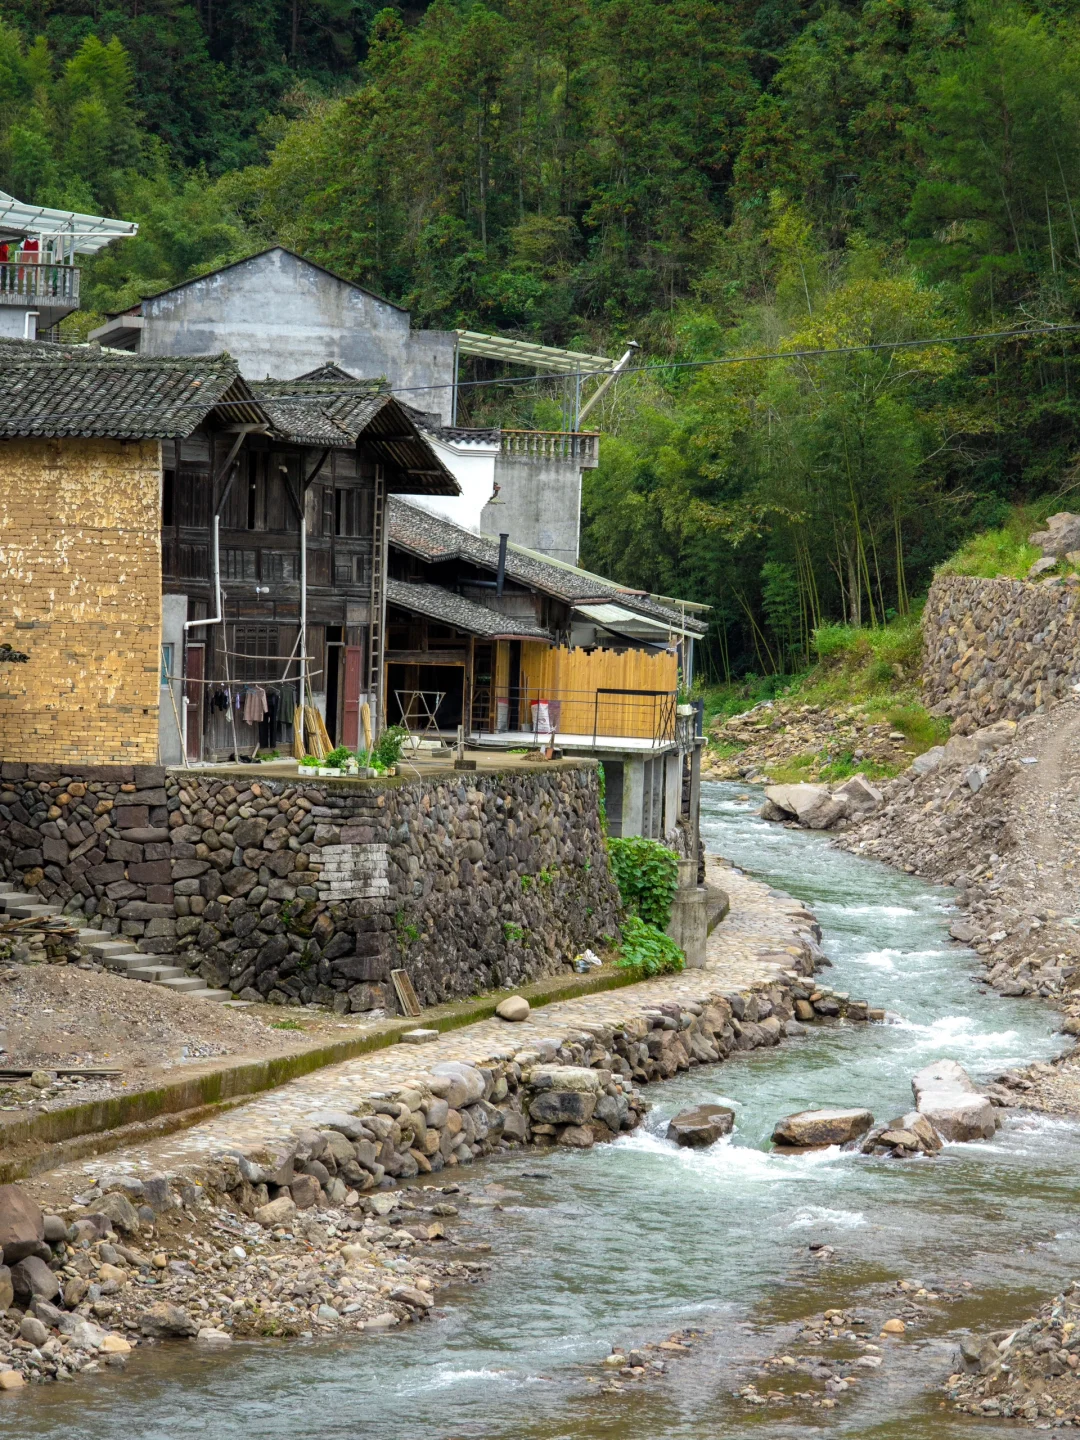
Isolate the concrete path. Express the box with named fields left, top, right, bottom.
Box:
left=31, top=857, right=821, bottom=1191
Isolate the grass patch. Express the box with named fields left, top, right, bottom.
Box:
left=936, top=500, right=1067, bottom=580
left=270, top=1019, right=304, bottom=1031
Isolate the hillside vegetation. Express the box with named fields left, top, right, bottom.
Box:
left=4, top=1, right=1080, bottom=673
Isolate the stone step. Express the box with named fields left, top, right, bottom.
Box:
left=86, top=937, right=134, bottom=957
left=103, top=953, right=154, bottom=973
left=0, top=893, right=41, bottom=910
left=157, top=976, right=207, bottom=993
left=128, top=965, right=186, bottom=982
left=0, top=882, right=17, bottom=894
left=6, top=903, right=61, bottom=919
left=188, top=988, right=232, bottom=1003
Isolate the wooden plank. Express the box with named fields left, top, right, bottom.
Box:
left=390, top=969, right=422, bottom=1018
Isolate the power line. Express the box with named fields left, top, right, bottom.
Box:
left=7, top=323, right=1080, bottom=427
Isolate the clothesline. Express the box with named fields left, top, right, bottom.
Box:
left=161, top=669, right=324, bottom=686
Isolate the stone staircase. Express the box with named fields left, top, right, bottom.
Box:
left=0, top=883, right=230, bottom=1002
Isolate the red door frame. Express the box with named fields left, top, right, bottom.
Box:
left=342, top=644, right=363, bottom=749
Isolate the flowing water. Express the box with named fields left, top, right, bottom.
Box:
left=13, top=781, right=1080, bottom=1440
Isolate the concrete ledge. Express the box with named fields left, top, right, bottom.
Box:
left=0, top=963, right=647, bottom=1182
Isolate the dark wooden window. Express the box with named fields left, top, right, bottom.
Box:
left=222, top=549, right=257, bottom=581
left=231, top=624, right=280, bottom=682
left=335, top=487, right=371, bottom=537
left=162, top=469, right=175, bottom=527
left=176, top=469, right=210, bottom=528
left=263, top=551, right=299, bottom=583
left=178, top=543, right=209, bottom=579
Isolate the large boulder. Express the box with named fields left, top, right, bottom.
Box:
left=92, top=1191, right=141, bottom=1234
left=763, top=784, right=847, bottom=830
left=529, top=1090, right=596, bottom=1125
left=912, top=1059, right=999, bottom=1142
left=667, top=1104, right=735, bottom=1148
left=772, top=1108, right=874, bottom=1148
left=0, top=1184, right=44, bottom=1264
left=833, top=774, right=883, bottom=815
left=495, top=996, right=530, bottom=1022
left=1029, top=512, right=1080, bottom=558
left=139, top=1302, right=198, bottom=1338
left=9, top=1255, right=60, bottom=1304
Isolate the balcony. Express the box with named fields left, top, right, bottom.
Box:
left=469, top=684, right=677, bottom=750
left=0, top=262, right=80, bottom=308
left=499, top=429, right=600, bottom=467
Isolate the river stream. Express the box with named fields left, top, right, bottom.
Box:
left=13, top=781, right=1080, bottom=1439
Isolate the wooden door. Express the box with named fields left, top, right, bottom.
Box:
left=184, top=644, right=204, bottom=761
left=342, top=644, right=363, bottom=749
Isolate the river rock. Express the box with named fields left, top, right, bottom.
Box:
left=557, top=1124, right=594, bottom=1147
left=495, top=996, right=530, bottom=1022
left=139, top=1301, right=198, bottom=1338
left=772, top=1108, right=874, bottom=1148
left=430, top=1061, right=486, bottom=1108
left=0, top=1183, right=44, bottom=1264
left=763, top=784, right=848, bottom=829
left=390, top=1284, right=434, bottom=1310
left=529, top=1089, right=596, bottom=1125
left=666, top=1104, right=735, bottom=1147
left=833, top=774, right=883, bottom=815
left=10, top=1255, right=60, bottom=1303
left=93, top=1191, right=141, bottom=1234
left=0, top=1372, right=24, bottom=1390
left=254, top=1195, right=297, bottom=1227
left=19, top=1315, right=48, bottom=1346
left=911, top=1060, right=998, bottom=1142
left=0, top=1265, right=12, bottom=1311
left=527, top=1065, right=600, bottom=1093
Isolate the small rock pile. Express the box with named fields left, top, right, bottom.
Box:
left=588, top=1327, right=707, bottom=1394
left=944, top=1282, right=1080, bottom=1424
left=0, top=1170, right=484, bottom=1392
left=705, top=704, right=916, bottom=783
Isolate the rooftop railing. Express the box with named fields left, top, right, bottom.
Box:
left=499, top=430, right=599, bottom=465
left=470, top=684, right=676, bottom=747
left=0, top=262, right=80, bottom=307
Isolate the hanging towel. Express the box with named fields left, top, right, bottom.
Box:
left=243, top=686, right=268, bottom=726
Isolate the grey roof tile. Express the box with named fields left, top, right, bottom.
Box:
left=388, top=499, right=707, bottom=633
left=386, top=578, right=552, bottom=639
left=0, top=346, right=247, bottom=439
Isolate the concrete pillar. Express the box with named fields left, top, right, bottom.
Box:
left=621, top=757, right=645, bottom=837
left=667, top=857, right=707, bottom=967
left=663, top=751, right=680, bottom=839
left=159, top=593, right=188, bottom=766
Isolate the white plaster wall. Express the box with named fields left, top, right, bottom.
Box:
left=407, top=437, right=500, bottom=530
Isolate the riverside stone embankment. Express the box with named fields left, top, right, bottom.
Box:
left=0, top=759, right=619, bottom=1011
left=0, top=861, right=880, bottom=1395
left=922, top=572, right=1080, bottom=732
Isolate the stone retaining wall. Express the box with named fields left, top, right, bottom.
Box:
left=923, top=573, right=1080, bottom=732
left=0, top=761, right=620, bottom=1011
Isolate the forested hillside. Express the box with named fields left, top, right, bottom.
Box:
left=2, top=0, right=1078, bottom=677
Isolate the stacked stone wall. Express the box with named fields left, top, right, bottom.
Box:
left=923, top=573, right=1080, bottom=732
left=0, top=436, right=162, bottom=765
left=0, top=759, right=620, bottom=1010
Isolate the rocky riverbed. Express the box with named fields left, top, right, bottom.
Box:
left=0, top=869, right=885, bottom=1398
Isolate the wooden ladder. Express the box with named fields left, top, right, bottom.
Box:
left=367, top=464, right=387, bottom=731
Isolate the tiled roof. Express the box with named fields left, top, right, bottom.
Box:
left=386, top=579, right=552, bottom=640
left=388, top=499, right=708, bottom=633
left=250, top=379, right=458, bottom=495
left=0, top=345, right=252, bottom=439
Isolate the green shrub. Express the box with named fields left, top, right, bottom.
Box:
left=373, top=725, right=408, bottom=768
left=614, top=916, right=685, bottom=976
left=324, top=745, right=352, bottom=768
left=607, top=836, right=680, bottom=928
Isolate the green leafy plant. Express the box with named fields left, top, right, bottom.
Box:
left=373, top=725, right=408, bottom=769
left=270, top=1018, right=303, bottom=1030
left=503, top=920, right=525, bottom=943
left=520, top=874, right=533, bottom=892
left=394, top=908, right=420, bottom=945
left=324, top=745, right=352, bottom=768
left=538, top=867, right=556, bottom=887
left=607, top=836, right=680, bottom=929
left=299, top=755, right=320, bottom=768
left=596, top=761, right=607, bottom=835
left=614, top=916, right=685, bottom=976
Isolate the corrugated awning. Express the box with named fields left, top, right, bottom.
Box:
left=574, top=601, right=696, bottom=640
left=0, top=191, right=137, bottom=253
left=455, top=330, right=611, bottom=376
